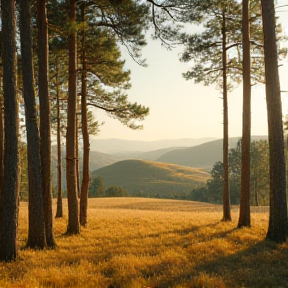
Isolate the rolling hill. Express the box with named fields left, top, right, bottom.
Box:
left=156, top=136, right=268, bottom=168
left=90, top=159, right=210, bottom=198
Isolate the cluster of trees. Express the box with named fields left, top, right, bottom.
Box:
left=89, top=177, right=127, bottom=197
left=177, top=0, right=287, bottom=242
left=191, top=140, right=270, bottom=206
left=0, top=0, right=287, bottom=261
left=0, top=0, right=175, bottom=261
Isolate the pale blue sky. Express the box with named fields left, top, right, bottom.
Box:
left=93, top=4, right=288, bottom=141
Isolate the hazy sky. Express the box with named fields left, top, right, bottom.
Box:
left=93, top=4, right=288, bottom=141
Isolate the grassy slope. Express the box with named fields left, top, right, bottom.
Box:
left=91, top=159, right=210, bottom=197
left=2, top=198, right=287, bottom=288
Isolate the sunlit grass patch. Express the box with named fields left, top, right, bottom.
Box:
left=1, top=198, right=288, bottom=288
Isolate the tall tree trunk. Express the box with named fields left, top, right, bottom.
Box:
left=37, top=0, right=56, bottom=248
left=261, top=0, right=287, bottom=243
left=80, top=4, right=90, bottom=227
left=19, top=0, right=46, bottom=249
left=238, top=0, right=251, bottom=228
left=66, top=0, right=80, bottom=234
left=0, top=78, right=4, bottom=197
left=55, top=58, right=63, bottom=218
left=0, top=0, right=19, bottom=261
left=221, top=9, right=231, bottom=221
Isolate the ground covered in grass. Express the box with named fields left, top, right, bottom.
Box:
left=0, top=198, right=287, bottom=288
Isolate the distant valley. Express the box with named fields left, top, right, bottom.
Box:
left=88, top=135, right=267, bottom=170
left=53, top=136, right=268, bottom=195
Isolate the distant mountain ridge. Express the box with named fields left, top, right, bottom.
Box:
left=156, top=135, right=268, bottom=168
left=90, top=137, right=218, bottom=153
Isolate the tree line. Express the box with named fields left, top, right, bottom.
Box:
left=0, top=0, right=287, bottom=261
left=191, top=139, right=270, bottom=206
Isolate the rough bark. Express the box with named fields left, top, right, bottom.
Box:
left=238, top=0, right=251, bottom=228
left=0, top=79, right=4, bottom=196
left=66, top=0, right=80, bottom=234
left=221, top=10, right=231, bottom=222
left=80, top=4, right=90, bottom=227
left=19, top=0, right=46, bottom=249
left=55, top=59, right=63, bottom=218
left=0, top=0, right=19, bottom=261
left=261, top=0, right=287, bottom=243
left=37, top=0, right=56, bottom=248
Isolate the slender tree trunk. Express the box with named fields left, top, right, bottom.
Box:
left=0, top=0, right=19, bottom=261
left=261, top=0, right=287, bottom=243
left=37, top=0, right=56, bottom=248
left=19, top=0, right=46, bottom=249
left=66, top=0, right=80, bottom=234
left=75, top=115, right=80, bottom=198
left=238, top=0, right=251, bottom=228
left=254, top=180, right=259, bottom=207
left=221, top=10, right=231, bottom=221
left=80, top=4, right=90, bottom=226
left=55, top=59, right=63, bottom=218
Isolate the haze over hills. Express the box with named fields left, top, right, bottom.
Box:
left=53, top=136, right=268, bottom=177
left=137, top=147, right=186, bottom=161
left=90, top=159, right=210, bottom=198
left=90, top=137, right=218, bottom=154
left=156, top=135, right=268, bottom=168
left=89, top=151, right=123, bottom=171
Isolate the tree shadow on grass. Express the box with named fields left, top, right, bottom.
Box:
left=161, top=238, right=288, bottom=288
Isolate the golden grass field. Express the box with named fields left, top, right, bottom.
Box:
left=0, top=197, right=287, bottom=288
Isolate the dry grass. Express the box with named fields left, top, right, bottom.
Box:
left=0, top=197, right=287, bottom=288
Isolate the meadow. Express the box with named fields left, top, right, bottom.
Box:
left=0, top=198, right=287, bottom=288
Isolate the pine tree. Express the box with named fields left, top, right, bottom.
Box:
left=261, top=0, right=287, bottom=243
left=0, top=0, right=19, bottom=261
left=37, top=0, right=56, bottom=247
left=66, top=0, right=80, bottom=234
left=19, top=0, right=46, bottom=249
left=77, top=7, right=149, bottom=226
left=238, top=0, right=252, bottom=228
left=49, top=36, right=69, bottom=218
left=179, top=0, right=242, bottom=221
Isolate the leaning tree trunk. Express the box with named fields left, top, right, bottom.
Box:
left=221, top=10, right=231, bottom=222
left=66, top=0, right=80, bottom=234
left=19, top=0, right=46, bottom=249
left=261, top=0, right=287, bottom=243
left=80, top=4, right=90, bottom=227
left=238, top=0, right=251, bottom=228
left=0, top=0, right=19, bottom=261
left=37, top=0, right=56, bottom=248
left=55, top=58, right=63, bottom=218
